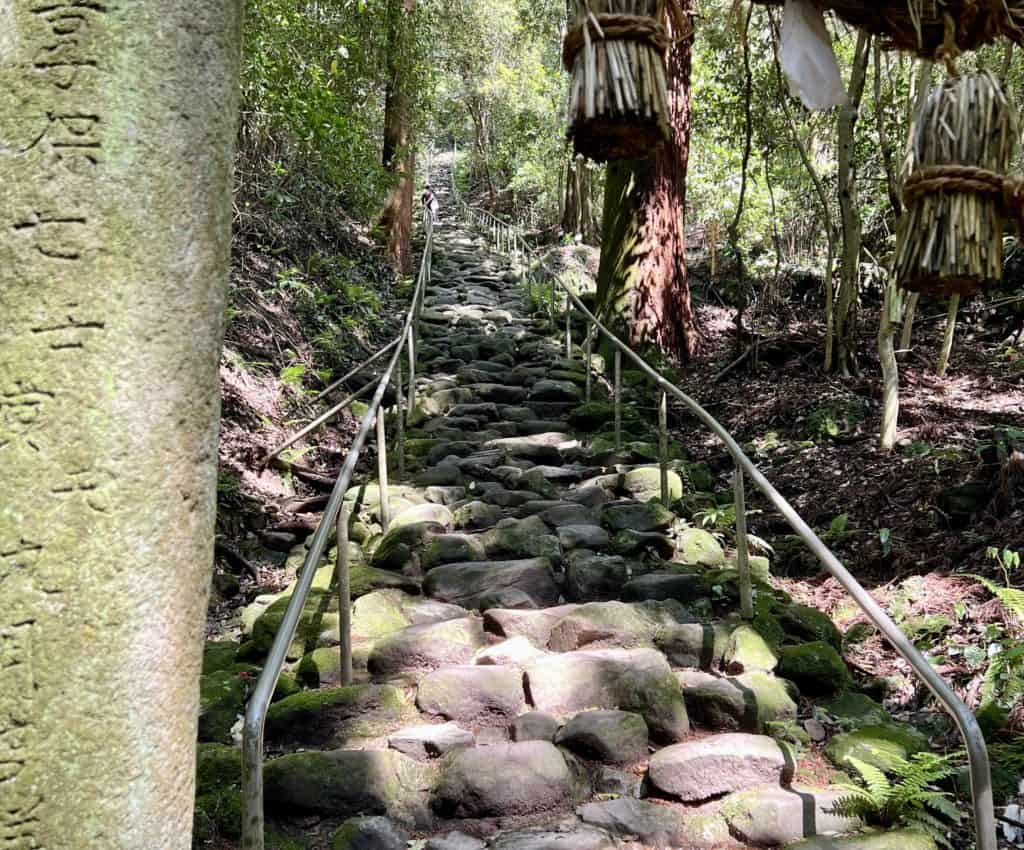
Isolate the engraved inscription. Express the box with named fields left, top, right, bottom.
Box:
left=22, top=113, right=102, bottom=175
left=12, top=211, right=88, bottom=261
left=29, top=0, right=109, bottom=91
left=0, top=382, right=53, bottom=452
left=50, top=465, right=115, bottom=512
left=30, top=305, right=104, bottom=350
left=0, top=623, right=40, bottom=848
left=0, top=541, right=43, bottom=584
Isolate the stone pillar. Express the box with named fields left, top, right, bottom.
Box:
left=0, top=3, right=241, bottom=848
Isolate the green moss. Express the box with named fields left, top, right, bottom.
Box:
left=193, top=787, right=242, bottom=842
left=251, top=590, right=328, bottom=656
left=202, top=640, right=240, bottom=675
left=265, top=684, right=415, bottom=746
left=196, top=743, right=241, bottom=795
left=823, top=692, right=892, bottom=729
left=677, top=527, right=725, bottom=567
left=777, top=641, right=851, bottom=696
left=725, top=625, right=778, bottom=673
left=266, top=829, right=310, bottom=850
left=775, top=602, right=842, bottom=649
left=805, top=396, right=869, bottom=441
left=824, top=722, right=930, bottom=771
left=198, top=665, right=258, bottom=743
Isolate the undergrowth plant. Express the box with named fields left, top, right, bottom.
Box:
left=832, top=753, right=962, bottom=847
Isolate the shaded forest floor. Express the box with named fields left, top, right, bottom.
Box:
left=673, top=262, right=1024, bottom=725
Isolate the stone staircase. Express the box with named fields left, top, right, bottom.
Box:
left=196, top=192, right=941, bottom=850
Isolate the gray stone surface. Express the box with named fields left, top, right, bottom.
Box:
left=511, top=711, right=561, bottom=742
left=487, top=826, right=617, bottom=850
left=368, top=617, right=488, bottom=676
left=554, top=710, right=649, bottom=764
left=424, top=558, right=559, bottom=610
left=387, top=722, right=475, bottom=760
left=525, top=648, right=689, bottom=742
left=416, top=665, right=525, bottom=723
left=577, top=798, right=683, bottom=846
left=722, top=785, right=862, bottom=846
left=433, top=741, right=571, bottom=818
left=330, top=816, right=408, bottom=850
left=647, top=733, right=793, bottom=802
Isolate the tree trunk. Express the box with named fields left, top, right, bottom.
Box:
left=562, top=154, right=598, bottom=243
left=835, top=31, right=871, bottom=376
left=0, top=4, right=241, bottom=847
left=380, top=0, right=416, bottom=274
left=936, top=294, right=960, bottom=377
left=595, top=4, right=700, bottom=361
left=879, top=284, right=901, bottom=450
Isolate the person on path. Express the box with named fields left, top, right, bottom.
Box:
left=422, top=183, right=439, bottom=225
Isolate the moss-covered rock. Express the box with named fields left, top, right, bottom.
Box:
left=349, top=562, right=422, bottom=598
left=724, top=625, right=779, bottom=673
left=196, top=743, right=241, bottom=795
left=788, top=831, right=937, bottom=850
left=198, top=665, right=258, bottom=743
left=202, top=640, right=240, bottom=675
left=676, top=527, right=726, bottom=567
left=266, top=684, right=419, bottom=749
left=193, top=786, right=242, bottom=842
left=681, top=462, right=715, bottom=493
left=804, top=397, right=870, bottom=441
left=823, top=692, right=892, bottom=729
left=481, top=516, right=561, bottom=563
left=370, top=521, right=442, bottom=571
left=602, top=502, right=675, bottom=533
left=775, top=602, right=843, bottom=649
left=330, top=816, right=408, bottom=850
left=250, top=590, right=328, bottom=658
left=824, top=722, right=930, bottom=771
left=777, top=641, right=850, bottom=696
left=621, top=467, right=684, bottom=503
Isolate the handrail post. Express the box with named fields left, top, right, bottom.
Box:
left=734, top=466, right=753, bottom=620
left=549, top=276, right=556, bottom=321
left=659, top=392, right=669, bottom=505
left=565, top=302, right=572, bottom=360
left=336, top=505, right=353, bottom=685
left=406, top=331, right=416, bottom=426
left=614, top=350, right=622, bottom=451
left=396, top=357, right=405, bottom=482
left=377, top=410, right=390, bottom=534
left=585, top=328, right=593, bottom=403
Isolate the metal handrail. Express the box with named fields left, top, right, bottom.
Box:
left=240, top=217, right=433, bottom=850
left=459, top=195, right=996, bottom=850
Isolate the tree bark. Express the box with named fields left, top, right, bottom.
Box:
left=0, top=3, right=241, bottom=847
left=562, top=154, right=598, bottom=243
left=835, top=31, right=871, bottom=376
left=879, top=284, right=901, bottom=450
left=595, top=4, right=700, bottom=361
left=936, top=294, right=960, bottom=377
left=380, top=0, right=416, bottom=274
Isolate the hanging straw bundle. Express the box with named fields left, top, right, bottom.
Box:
left=563, top=0, right=678, bottom=162
left=751, top=0, right=1024, bottom=58
left=894, top=71, right=1021, bottom=296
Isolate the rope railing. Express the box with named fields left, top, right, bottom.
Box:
left=240, top=216, right=434, bottom=850
left=456, top=180, right=997, bottom=850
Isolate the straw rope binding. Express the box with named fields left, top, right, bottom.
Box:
left=564, top=0, right=672, bottom=162
left=894, top=70, right=1021, bottom=296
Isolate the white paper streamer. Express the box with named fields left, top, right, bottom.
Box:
left=780, top=0, right=848, bottom=110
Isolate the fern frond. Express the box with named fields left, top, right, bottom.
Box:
left=967, top=574, right=1024, bottom=622
left=848, top=755, right=896, bottom=802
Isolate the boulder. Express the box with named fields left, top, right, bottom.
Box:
left=577, top=798, right=683, bottom=847
left=621, top=570, right=705, bottom=604
left=370, top=521, right=442, bottom=572
left=525, top=648, right=689, bottom=742
left=555, top=710, right=648, bottom=764
left=546, top=600, right=691, bottom=652
left=557, top=525, right=611, bottom=550
left=510, top=711, right=560, bottom=743
left=777, top=641, right=851, bottom=695
left=721, top=785, right=861, bottom=846
left=564, top=550, right=635, bottom=602
left=265, top=684, right=418, bottom=749
left=392, top=503, right=454, bottom=530
left=676, top=527, right=726, bottom=567
left=368, top=617, right=488, bottom=676
left=264, top=749, right=435, bottom=826
left=424, top=558, right=559, bottom=610
left=528, top=379, right=582, bottom=403
left=677, top=671, right=797, bottom=732
left=540, top=503, right=599, bottom=528
left=426, top=833, right=486, bottom=850
left=647, top=733, right=793, bottom=802
left=330, top=816, right=408, bottom=850
left=388, top=722, right=475, bottom=760
left=602, top=502, right=674, bottom=532
left=433, top=741, right=571, bottom=818
left=788, top=830, right=939, bottom=850
left=823, top=692, right=892, bottom=729
left=654, top=622, right=731, bottom=669
left=452, top=500, right=504, bottom=530
left=622, top=467, right=684, bottom=503
left=474, top=636, right=546, bottom=667
left=487, top=826, right=616, bottom=850
left=484, top=605, right=580, bottom=645
left=351, top=590, right=464, bottom=641
left=611, top=529, right=675, bottom=559
left=481, top=516, right=561, bottom=563
left=416, top=665, right=525, bottom=723
left=724, top=625, right=779, bottom=673
left=422, top=534, right=487, bottom=569
left=485, top=433, right=569, bottom=463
